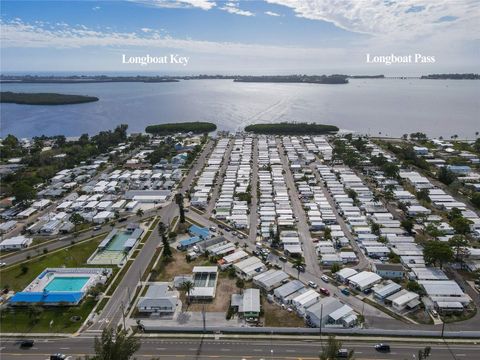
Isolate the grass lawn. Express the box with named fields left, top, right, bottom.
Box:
left=105, top=260, right=133, bottom=296
left=0, top=235, right=104, bottom=291
left=95, top=297, right=109, bottom=314
left=442, top=304, right=477, bottom=323
left=406, top=308, right=434, bottom=325
left=184, top=274, right=237, bottom=313
left=152, top=249, right=209, bottom=281
left=0, top=297, right=96, bottom=333
left=262, top=297, right=305, bottom=327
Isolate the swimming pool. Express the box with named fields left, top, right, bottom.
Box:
left=44, top=276, right=90, bottom=292
left=106, top=232, right=131, bottom=251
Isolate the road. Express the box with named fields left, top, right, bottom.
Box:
left=205, top=138, right=233, bottom=216
left=308, top=160, right=370, bottom=271
left=248, top=136, right=259, bottom=245
left=1, top=336, right=479, bottom=360
left=276, top=138, right=320, bottom=277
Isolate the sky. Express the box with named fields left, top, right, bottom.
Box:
left=0, top=0, right=479, bottom=75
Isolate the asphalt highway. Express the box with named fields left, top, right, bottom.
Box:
left=1, top=337, right=478, bottom=360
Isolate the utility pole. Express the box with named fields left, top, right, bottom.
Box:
left=441, top=318, right=445, bottom=338
left=319, top=303, right=323, bottom=351
left=121, top=302, right=126, bottom=331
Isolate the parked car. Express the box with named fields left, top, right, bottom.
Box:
left=93, top=226, right=102, bottom=231
left=363, top=288, right=373, bottom=295
left=321, top=275, right=330, bottom=283
left=320, top=287, right=330, bottom=296
left=341, top=288, right=350, bottom=296
left=337, top=349, right=350, bottom=358
left=279, top=256, right=287, bottom=262
left=50, top=354, right=71, bottom=360
left=293, top=264, right=305, bottom=272
left=374, top=344, right=390, bottom=352
left=308, top=281, right=318, bottom=289
left=209, top=226, right=217, bottom=232
left=430, top=309, right=439, bottom=318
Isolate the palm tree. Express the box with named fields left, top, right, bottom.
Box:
left=136, top=208, right=144, bottom=218
left=319, top=335, right=355, bottom=360
left=293, top=258, right=304, bottom=279
left=180, top=280, right=195, bottom=306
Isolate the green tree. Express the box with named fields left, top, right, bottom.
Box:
left=450, top=216, right=472, bottom=235
left=423, top=241, right=454, bottom=269
left=437, top=166, right=456, bottom=185
left=425, top=224, right=444, bottom=240
left=27, top=305, right=43, bottom=325
left=70, top=213, right=85, bottom=234
left=400, top=219, right=414, bottom=234
left=418, top=346, right=432, bottom=360
left=406, top=280, right=421, bottom=293
left=471, top=193, right=480, bottom=209
left=448, top=235, right=470, bottom=263
left=159, top=222, right=172, bottom=259
left=324, top=227, right=332, bottom=241
left=319, top=335, right=355, bottom=360
left=12, top=181, right=36, bottom=204
left=416, top=188, right=431, bottom=203
left=383, top=162, right=399, bottom=179
left=175, top=193, right=185, bottom=223
left=136, top=208, right=144, bottom=218
left=347, top=189, right=358, bottom=201
left=331, top=263, right=341, bottom=274
left=236, top=279, right=245, bottom=289
left=180, top=280, right=195, bottom=305
left=89, top=327, right=140, bottom=360
left=293, top=258, right=304, bottom=279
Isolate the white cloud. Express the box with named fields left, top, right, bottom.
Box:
left=0, top=18, right=343, bottom=60
left=130, top=0, right=216, bottom=10
left=92, top=6, right=101, bottom=11
left=265, top=11, right=281, bottom=17
left=265, top=0, right=479, bottom=40
left=220, top=2, right=254, bottom=16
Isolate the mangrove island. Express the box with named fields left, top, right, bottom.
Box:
left=145, top=122, right=217, bottom=135
left=0, top=92, right=99, bottom=105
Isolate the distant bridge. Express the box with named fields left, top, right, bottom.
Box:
left=384, top=76, right=421, bottom=79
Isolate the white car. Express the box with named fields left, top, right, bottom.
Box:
left=321, top=275, right=330, bottom=283
left=0, top=262, right=6, bottom=267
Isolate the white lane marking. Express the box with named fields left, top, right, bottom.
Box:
left=221, top=348, right=231, bottom=351
left=156, top=348, right=166, bottom=350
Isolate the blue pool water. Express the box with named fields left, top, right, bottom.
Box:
left=44, top=276, right=89, bottom=292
